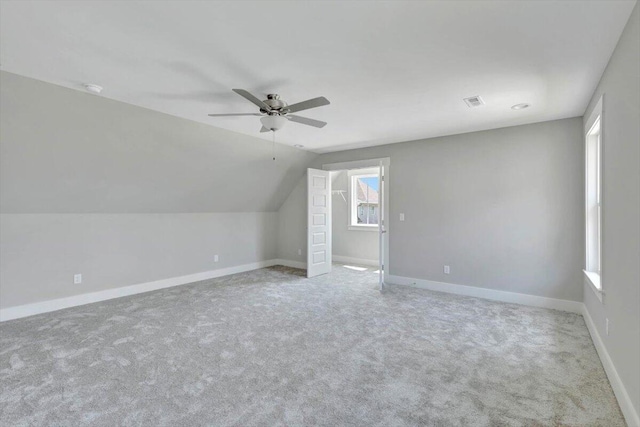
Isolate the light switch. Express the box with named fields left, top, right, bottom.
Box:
left=399, top=213, right=405, bottom=221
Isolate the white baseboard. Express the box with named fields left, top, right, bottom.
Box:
left=0, top=260, right=281, bottom=322
left=386, top=275, right=583, bottom=313
left=332, top=255, right=378, bottom=267
left=582, top=306, right=640, bottom=427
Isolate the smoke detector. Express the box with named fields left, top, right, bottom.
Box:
left=83, top=84, right=103, bottom=94
left=463, top=96, right=485, bottom=108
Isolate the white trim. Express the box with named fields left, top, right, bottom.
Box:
left=332, top=255, right=379, bottom=267
left=583, top=270, right=604, bottom=302
left=347, top=225, right=378, bottom=231
left=584, top=94, right=604, bottom=303
left=583, top=305, right=640, bottom=427
left=386, top=275, right=583, bottom=313
left=1, top=260, right=289, bottom=322
left=584, top=95, right=604, bottom=134
left=321, top=157, right=390, bottom=171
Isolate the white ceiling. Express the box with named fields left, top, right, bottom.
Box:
left=0, top=1, right=636, bottom=153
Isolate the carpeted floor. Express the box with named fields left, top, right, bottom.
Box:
left=0, top=264, right=625, bottom=426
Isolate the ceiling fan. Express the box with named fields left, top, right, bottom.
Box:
left=208, top=89, right=330, bottom=132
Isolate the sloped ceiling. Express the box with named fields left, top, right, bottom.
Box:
left=0, top=72, right=317, bottom=213
left=0, top=0, right=636, bottom=152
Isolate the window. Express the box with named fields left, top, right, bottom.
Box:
left=348, top=168, right=379, bottom=230
left=584, top=97, right=603, bottom=296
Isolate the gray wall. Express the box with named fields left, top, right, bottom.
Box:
left=583, top=3, right=640, bottom=417
left=331, top=171, right=379, bottom=262
left=0, top=72, right=315, bottom=309
left=0, top=213, right=276, bottom=308
left=0, top=71, right=317, bottom=213
left=279, top=118, right=585, bottom=302
left=277, top=178, right=307, bottom=264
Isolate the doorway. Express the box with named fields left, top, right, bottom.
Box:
left=306, top=158, right=390, bottom=289
left=331, top=167, right=380, bottom=258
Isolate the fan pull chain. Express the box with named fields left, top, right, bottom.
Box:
left=272, top=131, right=276, bottom=161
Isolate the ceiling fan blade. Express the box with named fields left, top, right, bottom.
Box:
left=208, top=113, right=262, bottom=117
left=232, top=89, right=272, bottom=111
left=285, top=96, right=330, bottom=113
left=287, top=115, right=327, bottom=128
left=260, top=126, right=271, bottom=133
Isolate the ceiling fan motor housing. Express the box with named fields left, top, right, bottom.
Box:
left=262, top=94, right=288, bottom=114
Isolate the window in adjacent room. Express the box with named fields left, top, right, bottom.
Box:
left=348, top=168, right=379, bottom=230
left=584, top=96, right=603, bottom=296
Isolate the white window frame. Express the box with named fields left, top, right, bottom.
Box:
left=348, top=167, right=379, bottom=231
left=584, top=95, right=604, bottom=302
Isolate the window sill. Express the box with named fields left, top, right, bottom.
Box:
left=583, top=270, right=603, bottom=303
left=348, top=225, right=378, bottom=232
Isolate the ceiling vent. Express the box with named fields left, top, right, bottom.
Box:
left=463, top=96, right=485, bottom=108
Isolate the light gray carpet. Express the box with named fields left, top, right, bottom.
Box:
left=0, top=264, right=625, bottom=426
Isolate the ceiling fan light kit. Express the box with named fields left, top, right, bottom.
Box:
left=260, top=115, right=287, bottom=131
left=208, top=89, right=330, bottom=133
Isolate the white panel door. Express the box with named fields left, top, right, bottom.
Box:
left=307, top=168, right=332, bottom=278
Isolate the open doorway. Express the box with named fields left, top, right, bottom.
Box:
left=330, top=167, right=380, bottom=269
left=307, top=158, right=390, bottom=289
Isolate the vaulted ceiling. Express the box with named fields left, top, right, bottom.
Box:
left=0, top=1, right=636, bottom=152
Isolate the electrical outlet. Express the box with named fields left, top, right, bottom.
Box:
left=74, top=274, right=82, bottom=284
left=444, top=265, right=450, bottom=275
left=606, top=318, right=610, bottom=335
left=298, top=249, right=302, bottom=256
left=214, top=255, right=219, bottom=263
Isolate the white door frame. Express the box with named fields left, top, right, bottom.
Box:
left=322, top=158, right=391, bottom=286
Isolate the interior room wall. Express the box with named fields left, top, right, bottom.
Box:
left=582, top=3, right=640, bottom=422
left=0, top=71, right=317, bottom=214
left=0, top=71, right=316, bottom=311
left=278, top=117, right=585, bottom=302
left=276, top=178, right=307, bottom=266
left=331, top=170, right=379, bottom=263
left=0, top=213, right=276, bottom=309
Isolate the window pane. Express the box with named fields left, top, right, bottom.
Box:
left=585, top=118, right=602, bottom=275
left=355, top=175, right=379, bottom=225
left=596, top=134, right=601, bottom=204
left=597, top=204, right=601, bottom=273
